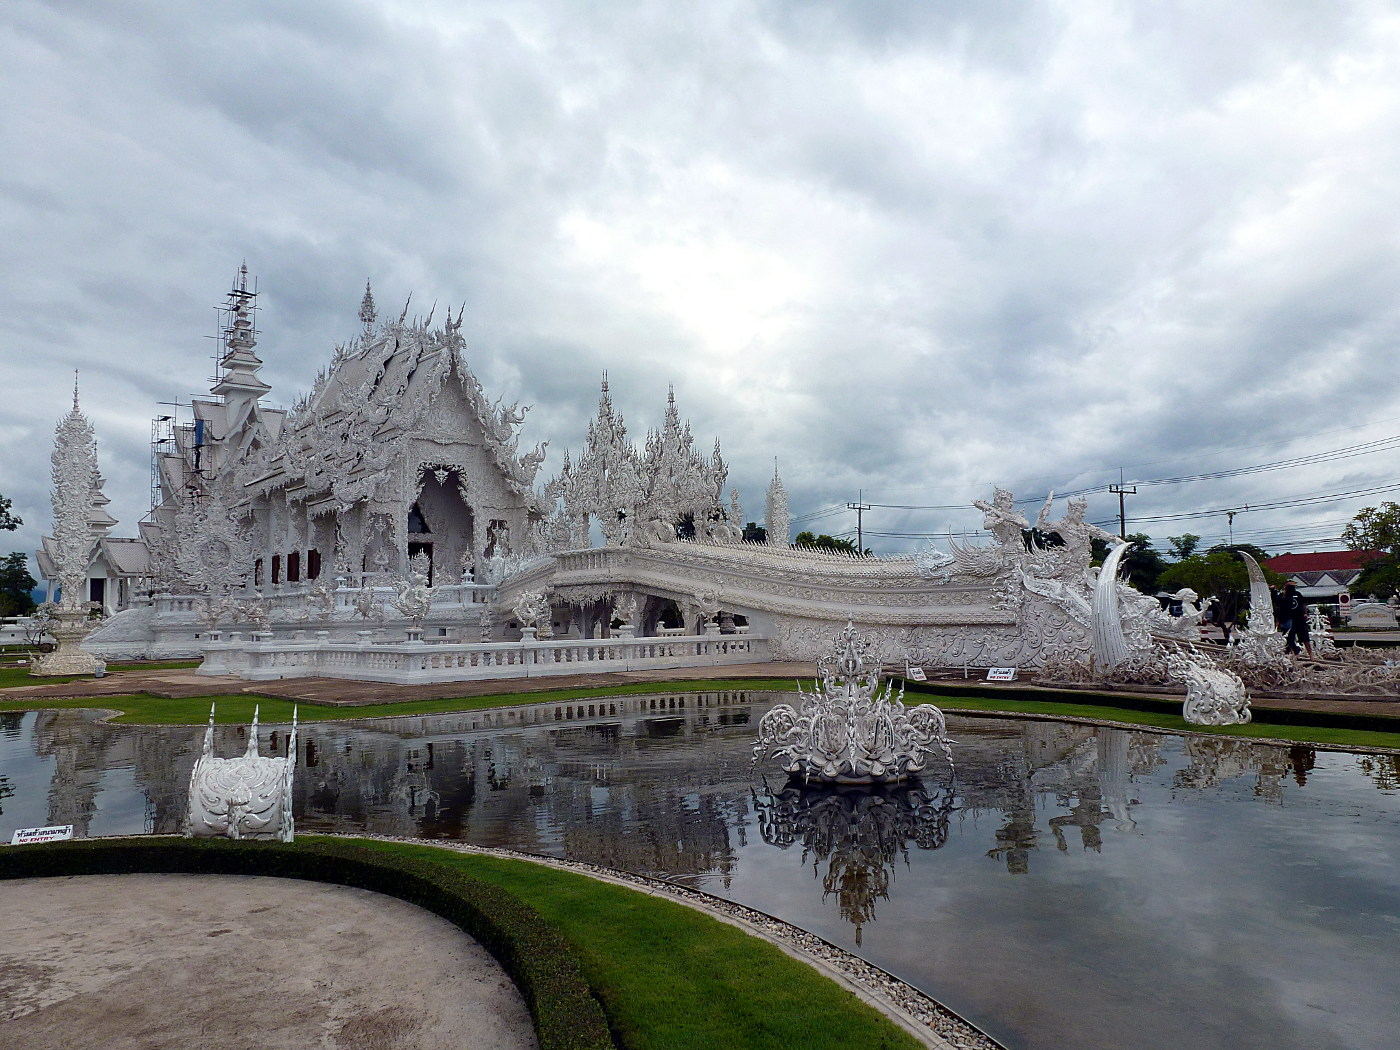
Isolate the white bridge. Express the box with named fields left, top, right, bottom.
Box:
left=199, top=627, right=769, bottom=684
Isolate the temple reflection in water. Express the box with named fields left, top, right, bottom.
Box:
left=0, top=692, right=1352, bottom=922
left=8, top=694, right=1397, bottom=1050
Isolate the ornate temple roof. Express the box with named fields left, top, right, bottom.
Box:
left=237, top=290, right=546, bottom=513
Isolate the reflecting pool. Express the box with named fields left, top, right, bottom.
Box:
left=2, top=691, right=1398, bottom=1050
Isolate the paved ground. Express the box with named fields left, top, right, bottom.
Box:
left=1, top=662, right=813, bottom=705
left=0, top=873, right=537, bottom=1050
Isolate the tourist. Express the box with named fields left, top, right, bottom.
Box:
left=1283, top=583, right=1314, bottom=659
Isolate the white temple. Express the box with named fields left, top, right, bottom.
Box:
left=50, top=269, right=1206, bottom=681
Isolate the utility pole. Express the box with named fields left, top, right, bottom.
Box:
left=847, top=490, right=872, bottom=555
left=1108, top=468, right=1136, bottom=541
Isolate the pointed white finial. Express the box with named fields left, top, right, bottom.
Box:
left=72, top=370, right=80, bottom=411
left=359, top=279, right=377, bottom=326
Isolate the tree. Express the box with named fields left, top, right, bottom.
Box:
left=1342, top=503, right=1400, bottom=558
left=1206, top=541, right=1271, bottom=564
left=0, top=552, right=37, bottom=616
left=1343, top=503, right=1400, bottom=598
left=1120, top=533, right=1166, bottom=593
left=1158, top=549, right=1284, bottom=643
left=0, top=493, right=20, bottom=532
left=793, top=531, right=860, bottom=555
left=1167, top=533, right=1200, bottom=560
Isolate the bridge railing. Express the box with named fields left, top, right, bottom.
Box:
left=198, top=629, right=770, bottom=684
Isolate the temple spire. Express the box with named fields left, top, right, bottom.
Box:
left=766, top=460, right=790, bottom=547
left=359, top=279, right=377, bottom=327
left=73, top=369, right=79, bottom=411
left=211, top=263, right=270, bottom=414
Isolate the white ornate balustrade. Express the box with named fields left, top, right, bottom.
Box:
left=199, top=628, right=770, bottom=684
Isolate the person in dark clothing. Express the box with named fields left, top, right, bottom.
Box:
left=1283, top=583, right=1313, bottom=658
left=1271, top=585, right=1289, bottom=634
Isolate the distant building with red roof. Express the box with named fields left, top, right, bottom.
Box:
left=1264, top=550, right=1386, bottom=599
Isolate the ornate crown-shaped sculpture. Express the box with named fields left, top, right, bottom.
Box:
left=185, top=704, right=297, bottom=841
left=754, top=622, right=954, bottom=783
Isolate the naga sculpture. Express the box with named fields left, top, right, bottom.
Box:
left=1166, top=648, right=1251, bottom=725
left=185, top=703, right=297, bottom=841
left=754, top=622, right=954, bottom=783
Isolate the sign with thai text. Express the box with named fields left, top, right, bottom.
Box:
left=906, top=665, right=927, bottom=682
left=10, top=825, right=74, bottom=846
left=986, top=667, right=1017, bottom=682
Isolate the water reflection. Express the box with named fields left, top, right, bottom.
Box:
left=754, top=778, right=953, bottom=943
left=4, top=696, right=1399, bottom=1050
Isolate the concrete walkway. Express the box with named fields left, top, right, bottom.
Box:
left=2, top=662, right=812, bottom=706
left=0, top=873, right=538, bottom=1050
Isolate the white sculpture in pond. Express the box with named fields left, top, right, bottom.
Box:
left=1166, top=648, right=1252, bottom=726
left=185, top=703, right=297, bottom=841
left=754, top=622, right=954, bottom=784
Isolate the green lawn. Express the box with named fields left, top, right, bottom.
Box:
left=932, top=693, right=1400, bottom=751
left=5, top=668, right=1397, bottom=751
left=0, top=666, right=84, bottom=688
left=0, top=660, right=197, bottom=688
left=0, top=677, right=801, bottom=725
left=354, top=839, right=926, bottom=1050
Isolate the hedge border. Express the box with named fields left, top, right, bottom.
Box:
left=0, top=836, right=613, bottom=1050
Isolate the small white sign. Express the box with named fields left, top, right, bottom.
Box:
left=11, top=825, right=74, bottom=846
left=986, top=667, right=1017, bottom=682
left=905, top=665, right=927, bottom=682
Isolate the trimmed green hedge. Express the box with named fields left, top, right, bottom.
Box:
left=0, top=837, right=613, bottom=1050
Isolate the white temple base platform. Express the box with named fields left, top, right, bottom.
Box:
left=199, top=631, right=770, bottom=684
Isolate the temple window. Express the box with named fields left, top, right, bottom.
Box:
left=254, top=558, right=263, bottom=586
left=408, top=502, right=429, bottom=534
left=307, top=549, right=320, bottom=580
left=272, top=555, right=281, bottom=584
left=288, top=551, right=301, bottom=582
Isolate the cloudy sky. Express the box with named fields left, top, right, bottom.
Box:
left=4, top=0, right=1400, bottom=568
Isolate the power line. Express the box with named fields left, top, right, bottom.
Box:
left=1121, top=478, right=1400, bottom=524
left=853, top=431, right=1400, bottom=512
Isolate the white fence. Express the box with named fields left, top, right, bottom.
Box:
left=199, top=628, right=770, bottom=684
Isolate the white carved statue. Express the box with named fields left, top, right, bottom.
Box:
left=973, top=487, right=1030, bottom=549
left=511, top=589, right=551, bottom=631
left=1035, top=493, right=1121, bottom=575
left=613, top=592, right=638, bottom=627
left=1166, top=648, right=1251, bottom=726
left=389, top=553, right=435, bottom=627
left=31, top=379, right=104, bottom=677
left=185, top=703, right=297, bottom=841
left=754, top=622, right=954, bottom=783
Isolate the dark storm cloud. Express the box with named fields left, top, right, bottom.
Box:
left=3, top=0, right=1399, bottom=566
